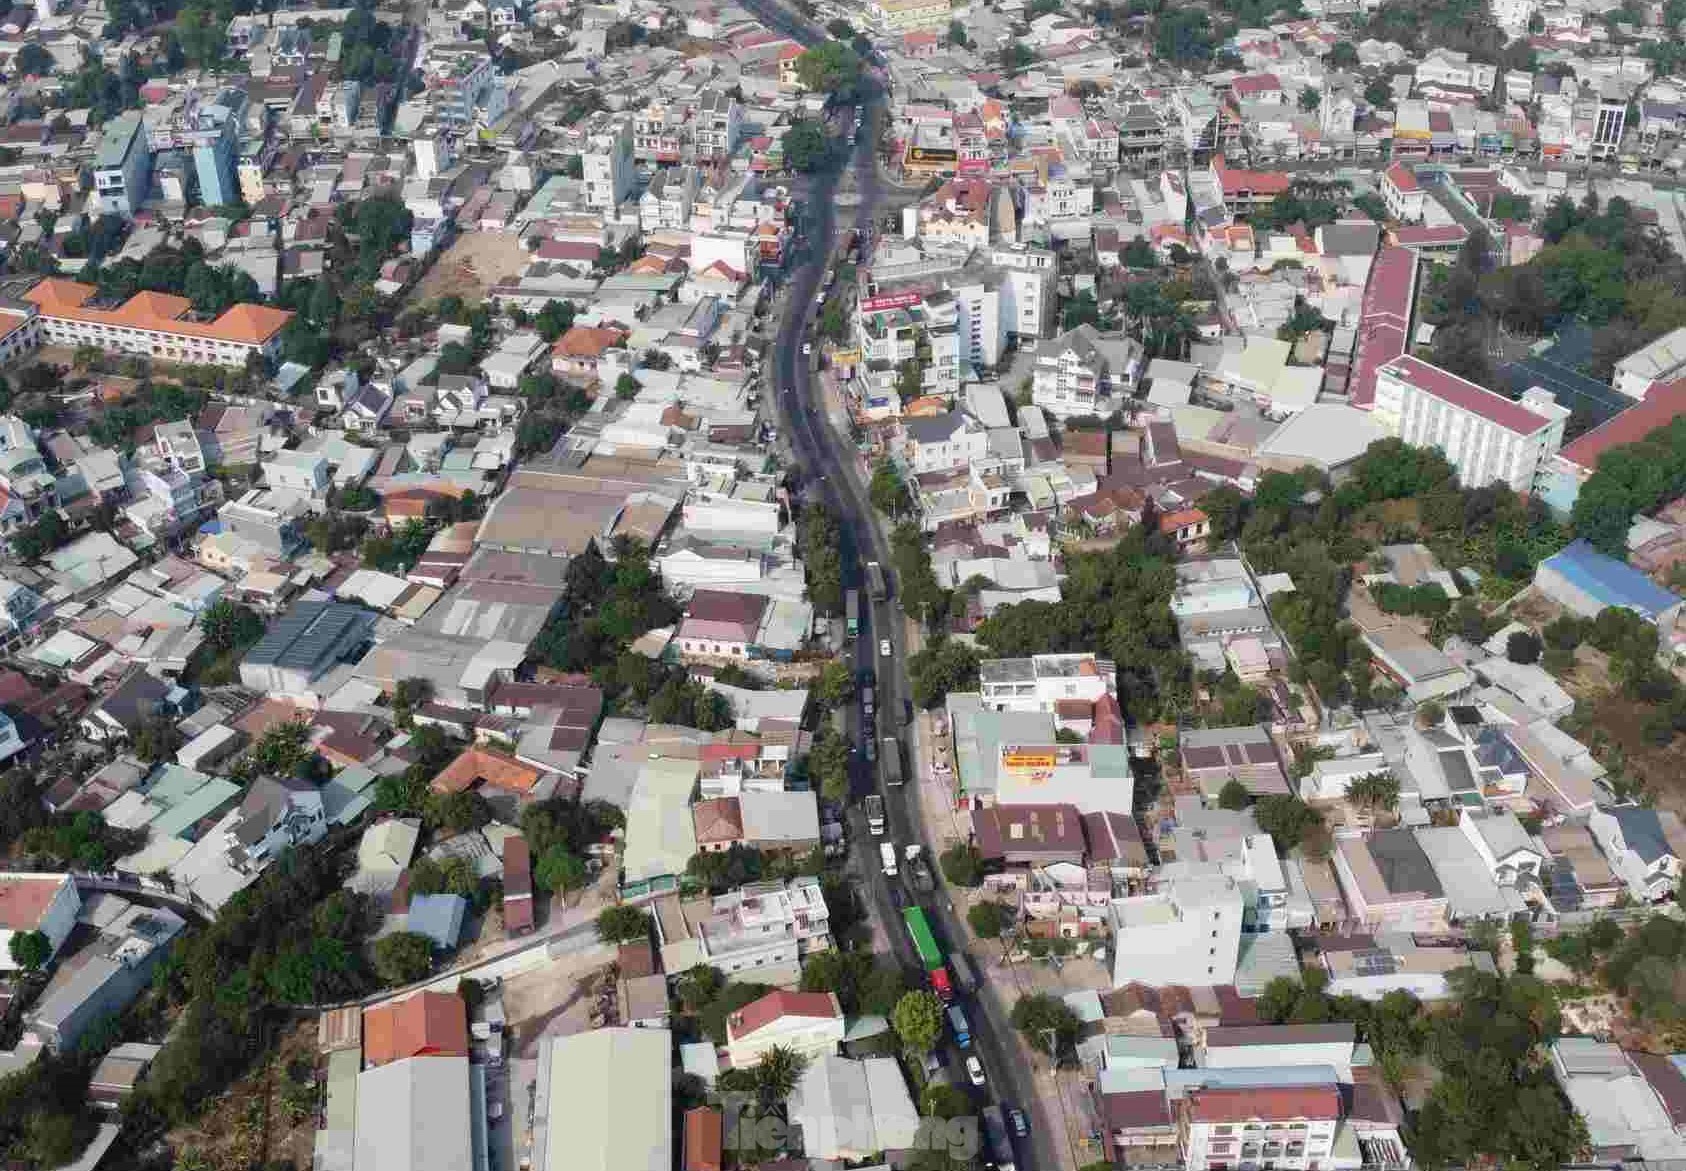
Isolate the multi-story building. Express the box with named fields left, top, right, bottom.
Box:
left=0, top=415, right=56, bottom=523
left=1179, top=1085, right=1352, bottom=1171
left=864, top=0, right=952, bottom=35
left=853, top=287, right=962, bottom=415
left=1591, top=87, right=1627, bottom=160
left=93, top=112, right=152, bottom=217
left=218, top=489, right=309, bottom=557
left=633, top=101, right=685, bottom=163
left=23, top=279, right=292, bottom=368
left=145, top=87, right=247, bottom=208
left=1380, top=163, right=1425, bottom=223
left=656, top=876, right=831, bottom=980
left=1031, top=323, right=1141, bottom=418
left=989, top=244, right=1058, bottom=341
left=1109, top=874, right=1245, bottom=988
left=421, top=45, right=503, bottom=127
left=1371, top=355, right=1569, bottom=492
left=978, top=653, right=1116, bottom=713
left=583, top=117, right=635, bottom=210
left=693, top=90, right=742, bottom=160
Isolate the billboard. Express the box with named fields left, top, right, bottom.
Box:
left=1002, top=750, right=1057, bottom=771
left=860, top=290, right=925, bottom=313
left=906, top=146, right=959, bottom=165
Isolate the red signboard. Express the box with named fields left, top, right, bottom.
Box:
left=860, top=290, right=924, bottom=313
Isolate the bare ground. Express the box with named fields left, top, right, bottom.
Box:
left=167, top=1018, right=319, bottom=1171
left=409, top=231, right=532, bottom=306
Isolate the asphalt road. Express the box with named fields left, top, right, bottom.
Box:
left=740, top=26, right=1061, bottom=1171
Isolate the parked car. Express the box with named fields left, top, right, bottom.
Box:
left=879, top=638, right=892, bottom=657
left=1008, top=1108, right=1028, bottom=1137
left=966, top=1056, right=986, bottom=1086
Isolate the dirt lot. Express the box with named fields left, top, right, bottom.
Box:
left=502, top=949, right=617, bottom=1058
left=409, top=231, right=531, bottom=306
left=167, top=1018, right=319, bottom=1171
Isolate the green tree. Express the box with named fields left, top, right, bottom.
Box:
left=869, top=460, right=909, bottom=517
left=1347, top=772, right=1400, bottom=814
left=754, top=1045, right=807, bottom=1106
left=808, top=732, right=852, bottom=803
left=892, top=989, right=945, bottom=1054
left=908, top=639, right=980, bottom=709
left=795, top=40, right=862, bottom=95
left=595, top=903, right=652, bottom=945
left=1507, top=629, right=1543, bottom=664
left=533, top=845, right=588, bottom=894
left=967, top=900, right=1012, bottom=939
left=372, top=932, right=434, bottom=985
left=676, top=963, right=725, bottom=1011
left=1010, top=992, right=1081, bottom=1060
left=939, top=842, right=982, bottom=887
left=782, top=119, right=829, bottom=172
left=1217, top=779, right=1251, bottom=810
left=1254, top=795, right=1325, bottom=854
left=390, top=676, right=433, bottom=730
left=7, top=929, right=49, bottom=971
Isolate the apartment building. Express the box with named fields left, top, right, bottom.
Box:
left=24, top=279, right=292, bottom=368
left=854, top=287, right=962, bottom=413
left=693, top=91, right=742, bottom=160
left=902, top=412, right=990, bottom=475
left=422, top=45, right=501, bottom=127
left=583, top=117, right=635, bottom=210
left=1109, top=874, right=1244, bottom=988
left=93, top=112, right=152, bottom=217
left=1371, top=355, right=1568, bottom=492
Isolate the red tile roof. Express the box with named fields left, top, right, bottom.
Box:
left=1212, top=155, right=1292, bottom=198
left=429, top=745, right=543, bottom=795
left=1101, top=1089, right=1174, bottom=1131
left=1385, top=162, right=1419, bottom=193
left=0, top=873, right=68, bottom=930
left=1559, top=378, right=1686, bottom=470
left=685, top=1107, right=725, bottom=1171
left=1392, top=224, right=1469, bottom=247
left=1160, top=508, right=1208, bottom=532
left=25, top=278, right=291, bottom=345
left=1231, top=73, right=1282, bottom=97
left=503, top=836, right=533, bottom=934
left=1349, top=247, right=1417, bottom=409
left=1384, top=355, right=1554, bottom=436
left=362, top=991, right=469, bottom=1067
left=1188, top=1085, right=1341, bottom=1124
left=725, top=990, right=841, bottom=1041
left=972, top=803, right=1086, bottom=860
left=693, top=796, right=745, bottom=845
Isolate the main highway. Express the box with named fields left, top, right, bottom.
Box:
left=741, top=10, right=1065, bottom=1167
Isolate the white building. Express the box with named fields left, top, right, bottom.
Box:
left=1031, top=324, right=1141, bottom=419
left=1182, top=1084, right=1353, bottom=1171
left=262, top=450, right=330, bottom=497
left=1490, top=0, right=1536, bottom=38
left=902, top=412, right=991, bottom=476
left=1371, top=355, right=1568, bottom=492
left=656, top=876, right=831, bottom=981
left=1612, top=327, right=1686, bottom=400
left=1109, top=874, right=1244, bottom=988
left=978, top=653, right=1116, bottom=712
left=583, top=117, right=635, bottom=211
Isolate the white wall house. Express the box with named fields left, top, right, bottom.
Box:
left=977, top=653, right=1116, bottom=712
left=0, top=872, right=80, bottom=971
left=1589, top=805, right=1686, bottom=903
left=724, top=989, right=847, bottom=1068
left=1457, top=809, right=1544, bottom=887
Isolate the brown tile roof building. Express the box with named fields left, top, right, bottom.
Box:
left=430, top=746, right=544, bottom=795
left=361, top=991, right=469, bottom=1067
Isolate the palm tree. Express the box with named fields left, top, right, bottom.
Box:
left=755, top=1045, right=808, bottom=1113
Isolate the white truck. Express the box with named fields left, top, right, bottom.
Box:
left=865, top=794, right=886, bottom=836
left=879, top=841, right=899, bottom=876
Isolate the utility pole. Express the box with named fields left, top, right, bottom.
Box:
left=1043, top=1025, right=1080, bottom=1171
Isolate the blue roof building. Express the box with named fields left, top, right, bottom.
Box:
left=1534, top=540, right=1683, bottom=629
left=408, top=894, right=468, bottom=951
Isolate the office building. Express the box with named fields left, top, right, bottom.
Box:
left=93, top=113, right=152, bottom=217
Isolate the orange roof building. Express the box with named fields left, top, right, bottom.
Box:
left=361, top=991, right=469, bottom=1067
left=429, top=745, right=543, bottom=796
left=684, top=1107, right=724, bottom=1171
left=24, top=278, right=293, bottom=368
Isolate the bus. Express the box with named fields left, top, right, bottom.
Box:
left=865, top=561, right=887, bottom=602
left=903, top=908, right=952, bottom=1000
left=880, top=737, right=903, bottom=787
left=981, top=1105, right=1017, bottom=1171
left=845, top=589, right=860, bottom=638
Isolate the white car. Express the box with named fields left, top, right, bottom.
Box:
left=966, top=1056, right=985, bottom=1086
left=879, top=639, right=892, bottom=657
left=803, top=342, right=813, bottom=355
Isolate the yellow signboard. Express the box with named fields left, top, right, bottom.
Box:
left=1003, top=751, right=1057, bottom=770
